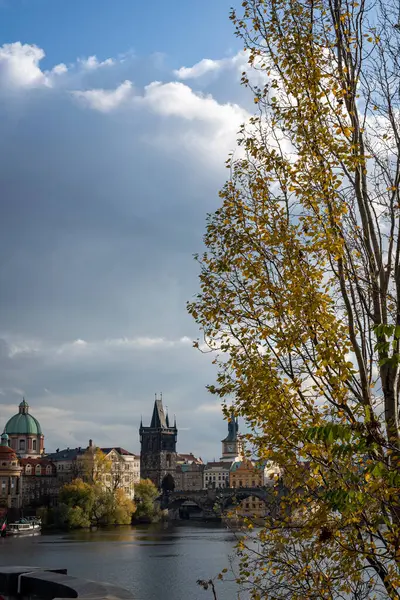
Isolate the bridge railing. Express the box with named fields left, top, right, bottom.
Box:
left=0, top=566, right=134, bottom=600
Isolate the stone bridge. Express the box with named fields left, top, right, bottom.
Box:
left=158, top=486, right=277, bottom=513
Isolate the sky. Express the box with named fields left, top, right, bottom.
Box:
left=0, top=0, right=254, bottom=460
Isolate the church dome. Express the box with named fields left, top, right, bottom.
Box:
left=4, top=399, right=42, bottom=436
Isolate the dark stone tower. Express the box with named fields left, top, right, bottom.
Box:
left=139, top=395, right=177, bottom=489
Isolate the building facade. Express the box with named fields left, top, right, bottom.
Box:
left=203, top=461, right=231, bottom=489
left=4, top=399, right=44, bottom=458
left=0, top=433, right=22, bottom=512
left=20, top=458, right=59, bottom=508
left=175, top=463, right=204, bottom=491
left=139, top=396, right=177, bottom=489
left=101, top=447, right=140, bottom=500
left=45, top=447, right=86, bottom=483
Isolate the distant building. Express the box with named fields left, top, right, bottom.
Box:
left=139, top=395, right=177, bottom=489
left=220, top=412, right=243, bottom=463
left=175, top=463, right=204, bottom=491
left=100, top=447, right=140, bottom=500
left=0, top=433, right=22, bottom=513
left=46, top=441, right=140, bottom=499
left=230, top=459, right=263, bottom=488
left=176, top=453, right=203, bottom=465
left=45, top=447, right=85, bottom=482
left=20, top=458, right=59, bottom=508
left=203, top=461, right=231, bottom=489
left=3, top=399, right=44, bottom=458
left=228, top=458, right=279, bottom=518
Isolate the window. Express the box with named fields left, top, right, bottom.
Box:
left=166, top=454, right=171, bottom=468
left=125, top=464, right=130, bottom=471
left=19, top=439, right=25, bottom=451
left=46, top=465, right=52, bottom=475
left=35, top=465, right=41, bottom=475
left=32, top=440, right=37, bottom=451
left=25, top=464, right=32, bottom=475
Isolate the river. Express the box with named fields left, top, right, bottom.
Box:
left=0, top=522, right=243, bottom=600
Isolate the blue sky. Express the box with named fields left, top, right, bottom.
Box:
left=0, top=0, right=253, bottom=460
left=0, top=0, right=238, bottom=68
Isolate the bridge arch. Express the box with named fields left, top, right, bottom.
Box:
left=166, top=495, right=206, bottom=510
left=219, top=488, right=272, bottom=510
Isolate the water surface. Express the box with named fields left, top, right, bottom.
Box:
left=0, top=522, right=241, bottom=600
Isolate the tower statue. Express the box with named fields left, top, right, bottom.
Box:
left=220, top=411, right=243, bottom=462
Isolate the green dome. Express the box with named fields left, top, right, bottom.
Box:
left=4, top=400, right=42, bottom=436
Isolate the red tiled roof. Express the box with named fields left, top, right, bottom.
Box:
left=0, top=446, right=16, bottom=459
left=20, top=458, right=55, bottom=466
left=177, top=453, right=203, bottom=464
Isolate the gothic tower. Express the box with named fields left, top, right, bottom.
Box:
left=139, top=395, right=177, bottom=489
left=220, top=412, right=243, bottom=462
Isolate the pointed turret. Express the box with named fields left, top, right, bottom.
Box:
left=150, top=395, right=167, bottom=428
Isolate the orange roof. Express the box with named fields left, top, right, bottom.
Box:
left=0, top=445, right=17, bottom=459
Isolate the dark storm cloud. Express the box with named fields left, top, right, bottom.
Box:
left=0, top=44, right=249, bottom=458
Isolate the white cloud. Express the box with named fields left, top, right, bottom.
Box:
left=72, top=79, right=133, bottom=112
left=50, top=63, right=68, bottom=76
left=174, top=51, right=249, bottom=81
left=0, top=42, right=49, bottom=88
left=141, top=80, right=247, bottom=124
left=78, top=55, right=115, bottom=70
left=174, top=58, right=222, bottom=80
left=54, top=335, right=192, bottom=358
left=136, top=81, right=249, bottom=161
left=2, top=334, right=193, bottom=361
left=174, top=50, right=270, bottom=89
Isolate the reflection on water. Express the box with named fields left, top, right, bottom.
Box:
left=0, top=522, right=241, bottom=600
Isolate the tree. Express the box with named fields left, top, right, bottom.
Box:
left=55, top=478, right=135, bottom=529
left=189, top=0, right=400, bottom=597
left=133, top=479, right=161, bottom=523
left=78, top=447, right=112, bottom=485
left=112, top=488, right=136, bottom=525
left=56, top=479, right=95, bottom=529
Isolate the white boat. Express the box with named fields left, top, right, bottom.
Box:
left=6, top=519, right=41, bottom=535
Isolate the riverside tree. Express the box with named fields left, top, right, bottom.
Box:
left=133, top=479, right=161, bottom=523
left=56, top=478, right=135, bottom=528
left=188, top=0, right=400, bottom=597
